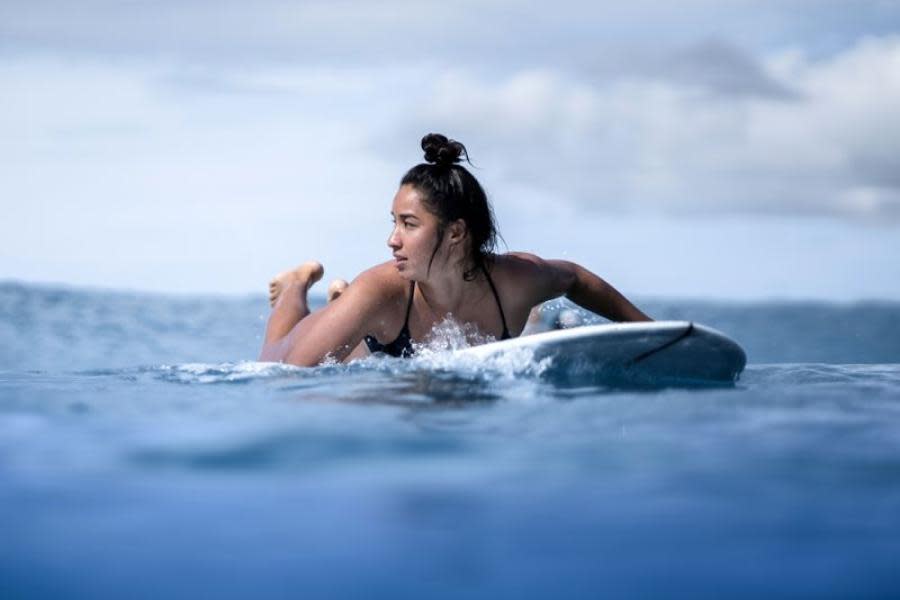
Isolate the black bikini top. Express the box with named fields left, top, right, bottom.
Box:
left=364, top=265, right=511, bottom=358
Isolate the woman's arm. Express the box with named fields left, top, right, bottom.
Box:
left=554, top=260, right=652, bottom=322
left=269, top=269, right=397, bottom=366
left=508, top=253, right=651, bottom=323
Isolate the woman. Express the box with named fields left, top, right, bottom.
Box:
left=260, top=133, right=651, bottom=366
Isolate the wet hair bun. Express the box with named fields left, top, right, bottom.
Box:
left=421, top=133, right=468, bottom=166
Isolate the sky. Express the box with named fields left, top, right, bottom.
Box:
left=2, top=0, right=899, bottom=300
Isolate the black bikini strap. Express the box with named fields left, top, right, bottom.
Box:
left=481, top=264, right=510, bottom=337
left=402, top=281, right=416, bottom=327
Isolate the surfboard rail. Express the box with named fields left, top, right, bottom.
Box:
left=456, top=320, right=747, bottom=387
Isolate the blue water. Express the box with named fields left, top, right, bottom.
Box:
left=2, top=281, right=900, bottom=598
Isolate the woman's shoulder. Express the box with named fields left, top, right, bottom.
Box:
left=343, top=262, right=412, bottom=341
left=490, top=252, right=553, bottom=278
left=348, top=261, right=410, bottom=303
left=489, top=252, right=574, bottom=302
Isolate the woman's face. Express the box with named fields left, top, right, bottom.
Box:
left=388, top=184, right=443, bottom=280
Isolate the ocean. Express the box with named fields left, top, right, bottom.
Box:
left=1, top=280, right=899, bottom=598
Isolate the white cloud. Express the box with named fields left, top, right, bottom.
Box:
left=404, top=36, right=900, bottom=220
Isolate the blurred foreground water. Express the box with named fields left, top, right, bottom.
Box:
left=1, top=281, right=899, bottom=598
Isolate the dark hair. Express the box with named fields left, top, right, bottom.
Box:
left=401, top=133, right=500, bottom=281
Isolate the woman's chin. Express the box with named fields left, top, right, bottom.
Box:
left=394, top=261, right=413, bottom=278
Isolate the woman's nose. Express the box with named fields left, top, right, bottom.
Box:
left=387, top=226, right=401, bottom=249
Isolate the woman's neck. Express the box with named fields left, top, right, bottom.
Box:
left=416, top=261, right=484, bottom=318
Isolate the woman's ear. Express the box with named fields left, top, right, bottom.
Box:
left=447, top=219, right=468, bottom=245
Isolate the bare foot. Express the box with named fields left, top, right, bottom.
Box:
left=268, top=261, right=324, bottom=307
left=327, top=279, right=349, bottom=303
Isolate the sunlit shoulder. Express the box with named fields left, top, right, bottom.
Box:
left=339, top=260, right=413, bottom=340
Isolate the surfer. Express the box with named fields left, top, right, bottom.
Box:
left=260, top=133, right=651, bottom=366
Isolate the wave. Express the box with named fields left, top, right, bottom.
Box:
left=2, top=281, right=899, bottom=373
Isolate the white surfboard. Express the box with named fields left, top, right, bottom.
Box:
left=456, top=321, right=746, bottom=387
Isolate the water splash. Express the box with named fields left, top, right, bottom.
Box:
left=155, top=361, right=304, bottom=384
left=407, top=314, right=552, bottom=380
left=414, top=314, right=497, bottom=352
